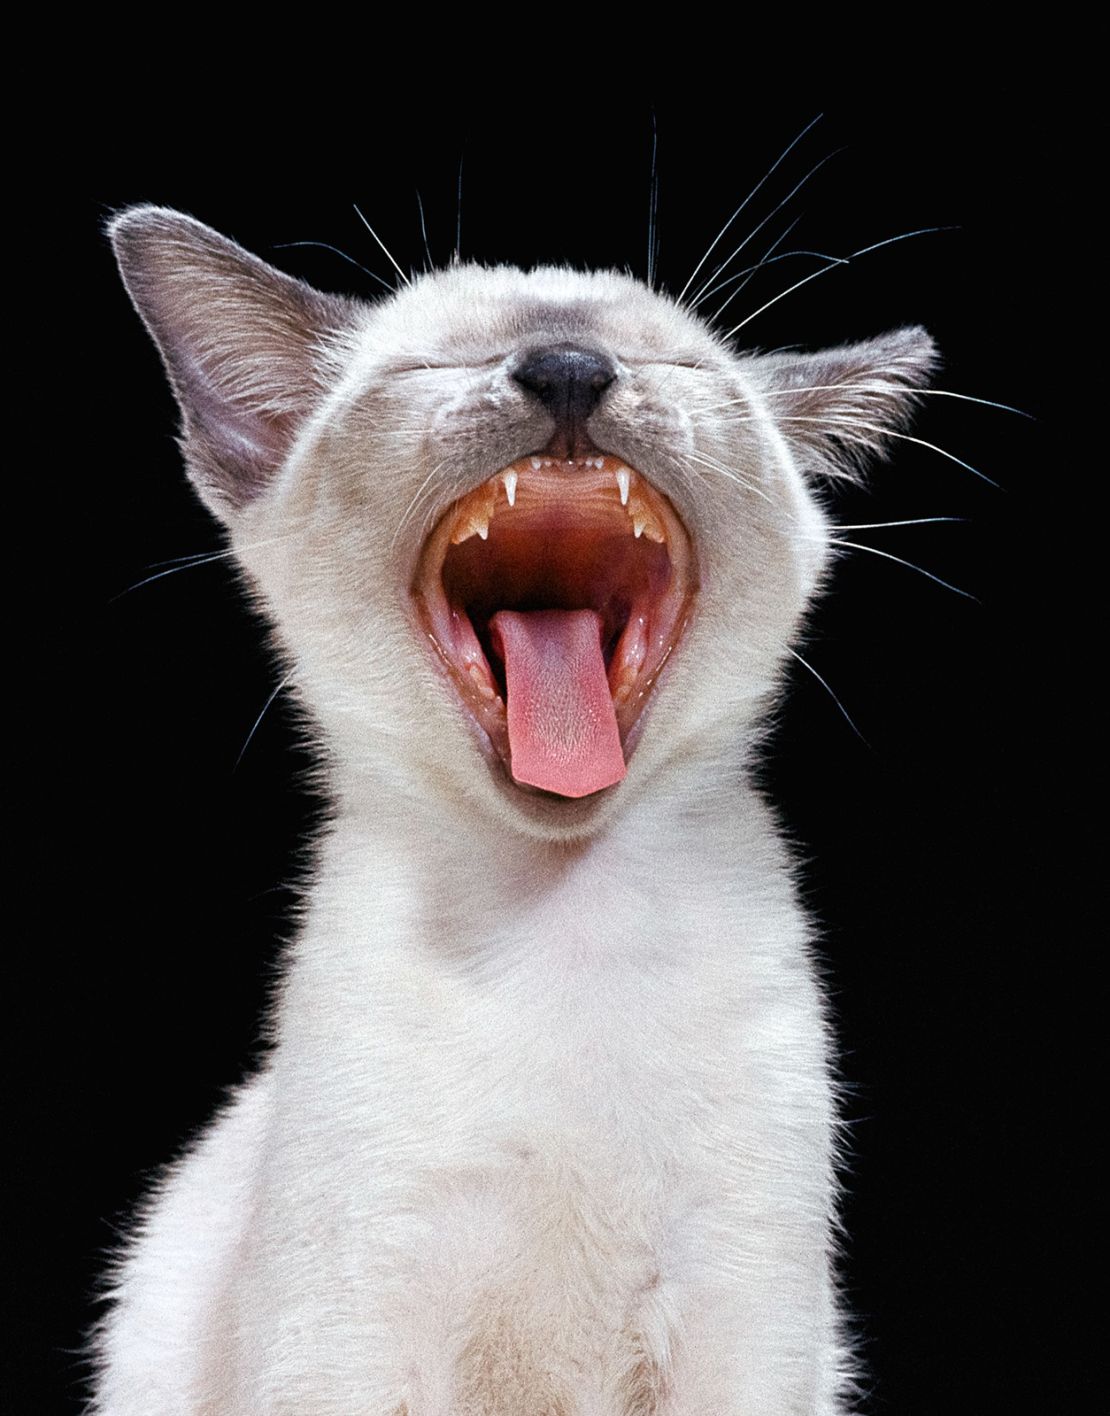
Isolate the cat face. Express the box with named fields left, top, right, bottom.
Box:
left=110, top=208, right=935, bottom=840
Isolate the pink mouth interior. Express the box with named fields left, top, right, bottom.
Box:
left=413, top=457, right=694, bottom=800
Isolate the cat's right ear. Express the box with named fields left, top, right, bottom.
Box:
left=107, top=206, right=362, bottom=523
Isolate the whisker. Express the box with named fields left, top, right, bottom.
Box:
left=144, top=547, right=238, bottom=570
left=415, top=189, right=433, bottom=272
left=676, top=113, right=823, bottom=307
left=692, top=145, right=846, bottom=314
left=714, top=246, right=844, bottom=325
left=647, top=108, right=659, bottom=289
left=704, top=384, right=1033, bottom=420
left=456, top=153, right=465, bottom=261
left=235, top=670, right=294, bottom=770
left=698, top=385, right=1032, bottom=421
left=829, top=517, right=967, bottom=531
left=110, top=552, right=235, bottom=600
left=352, top=203, right=411, bottom=287
left=720, top=227, right=958, bottom=342
left=691, top=232, right=838, bottom=312
left=391, top=457, right=452, bottom=550
left=915, top=389, right=1034, bottom=419
left=787, top=647, right=868, bottom=743
left=655, top=445, right=712, bottom=496
left=683, top=449, right=772, bottom=502
left=768, top=415, right=1000, bottom=487
left=826, top=537, right=977, bottom=600
left=110, top=531, right=306, bottom=602
left=271, top=241, right=393, bottom=293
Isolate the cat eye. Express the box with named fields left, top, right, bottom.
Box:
left=386, top=357, right=507, bottom=375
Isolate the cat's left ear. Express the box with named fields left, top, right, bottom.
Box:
left=108, top=205, right=363, bottom=522
left=744, top=326, right=939, bottom=478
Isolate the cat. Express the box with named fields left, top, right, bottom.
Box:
left=92, top=203, right=936, bottom=1415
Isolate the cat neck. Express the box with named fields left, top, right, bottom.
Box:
left=283, top=762, right=779, bottom=994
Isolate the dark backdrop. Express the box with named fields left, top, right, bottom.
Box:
left=22, top=97, right=1071, bottom=1413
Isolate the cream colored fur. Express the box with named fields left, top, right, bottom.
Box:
left=92, top=207, right=937, bottom=1415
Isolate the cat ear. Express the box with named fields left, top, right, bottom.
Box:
left=108, top=205, right=362, bottom=520
left=745, top=327, right=939, bottom=478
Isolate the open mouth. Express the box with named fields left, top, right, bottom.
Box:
left=412, top=454, right=696, bottom=799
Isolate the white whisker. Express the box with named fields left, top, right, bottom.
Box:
left=691, top=241, right=844, bottom=314
left=917, top=389, right=1034, bottom=419
left=827, top=538, right=976, bottom=600
left=235, top=671, right=294, bottom=769
left=684, top=449, right=772, bottom=502
left=110, top=533, right=297, bottom=601
left=456, top=154, right=465, bottom=261
left=787, top=647, right=867, bottom=743
left=830, top=517, right=967, bottom=531
left=647, top=109, right=659, bottom=289
left=720, top=227, right=957, bottom=342
left=271, top=241, right=393, bottom=292
left=769, top=415, right=999, bottom=486
left=699, top=385, right=1032, bottom=420
left=391, top=458, right=452, bottom=551
left=676, top=113, right=823, bottom=307
left=415, top=190, right=433, bottom=272
left=692, top=145, right=846, bottom=315
left=352, top=203, right=411, bottom=287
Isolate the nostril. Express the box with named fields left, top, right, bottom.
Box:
left=513, top=346, right=617, bottom=420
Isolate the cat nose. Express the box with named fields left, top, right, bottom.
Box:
left=512, top=346, right=617, bottom=423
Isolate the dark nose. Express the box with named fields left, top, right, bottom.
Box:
left=512, top=346, right=616, bottom=424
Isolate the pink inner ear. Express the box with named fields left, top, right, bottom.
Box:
left=111, top=206, right=358, bottom=516
left=182, top=359, right=295, bottom=507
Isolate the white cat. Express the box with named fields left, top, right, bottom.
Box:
left=93, top=205, right=936, bottom=1415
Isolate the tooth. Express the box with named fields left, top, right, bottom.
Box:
left=615, top=467, right=630, bottom=506
left=468, top=664, right=496, bottom=700
left=503, top=470, right=518, bottom=507
left=451, top=512, right=490, bottom=544
left=531, top=457, right=542, bottom=470
left=633, top=516, right=645, bottom=538
left=643, top=523, right=665, bottom=544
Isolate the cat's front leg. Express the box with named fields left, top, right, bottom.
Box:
left=658, top=1266, right=854, bottom=1416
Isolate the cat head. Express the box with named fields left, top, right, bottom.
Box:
left=109, top=206, right=936, bottom=841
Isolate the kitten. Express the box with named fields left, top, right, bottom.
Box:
left=94, top=205, right=935, bottom=1416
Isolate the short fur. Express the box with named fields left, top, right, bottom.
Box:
left=93, top=206, right=937, bottom=1415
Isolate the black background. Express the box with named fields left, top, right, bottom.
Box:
left=22, top=95, right=1072, bottom=1413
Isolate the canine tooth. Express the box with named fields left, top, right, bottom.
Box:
left=503, top=470, right=518, bottom=507
left=615, top=467, right=630, bottom=506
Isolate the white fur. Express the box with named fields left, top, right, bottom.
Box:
left=93, top=208, right=936, bottom=1415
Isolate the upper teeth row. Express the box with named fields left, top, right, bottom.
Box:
left=450, top=463, right=666, bottom=545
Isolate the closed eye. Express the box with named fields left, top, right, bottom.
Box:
left=386, top=357, right=507, bottom=375
left=625, top=360, right=705, bottom=371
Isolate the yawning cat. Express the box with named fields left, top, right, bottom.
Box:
left=93, top=204, right=936, bottom=1415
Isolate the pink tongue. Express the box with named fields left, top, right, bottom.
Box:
left=490, top=609, right=626, bottom=798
